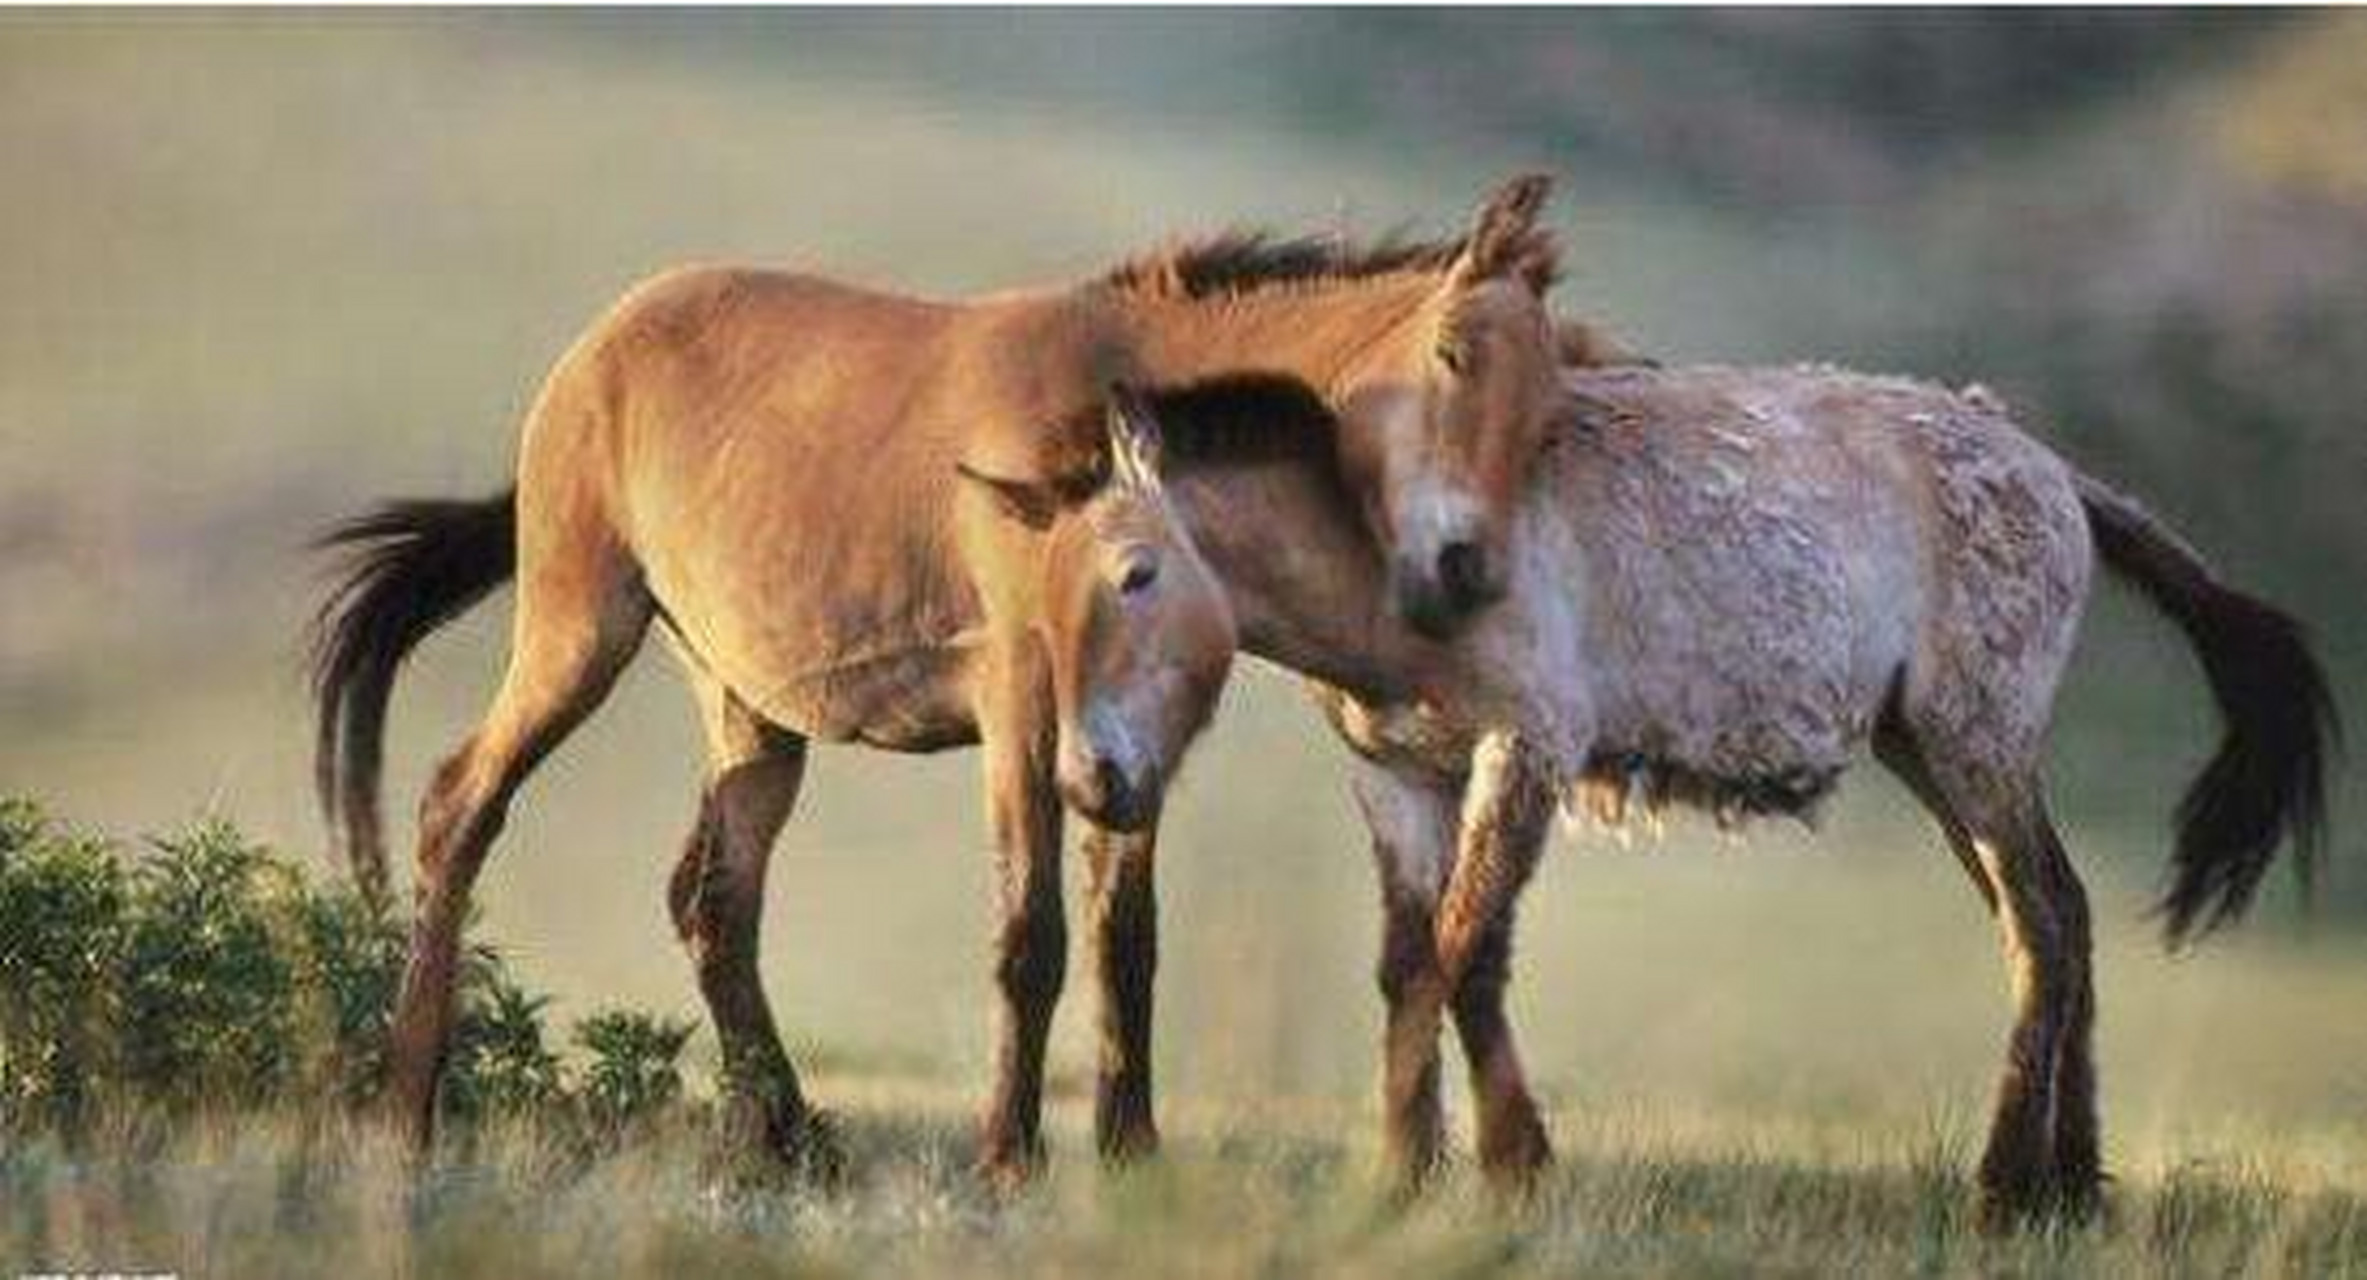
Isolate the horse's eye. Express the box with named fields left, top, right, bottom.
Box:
left=1436, top=338, right=1470, bottom=375
left=1117, top=555, right=1159, bottom=597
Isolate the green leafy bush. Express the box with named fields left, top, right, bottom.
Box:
left=444, top=963, right=566, bottom=1119
left=575, top=1009, right=695, bottom=1133
left=118, top=817, right=304, bottom=1110
left=0, top=799, right=129, bottom=1131
left=0, top=797, right=694, bottom=1139
left=289, top=884, right=407, bottom=1106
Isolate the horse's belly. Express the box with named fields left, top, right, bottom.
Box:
left=1580, top=544, right=1908, bottom=815
left=738, top=643, right=981, bottom=752
left=637, top=486, right=985, bottom=751
left=1590, top=686, right=1862, bottom=807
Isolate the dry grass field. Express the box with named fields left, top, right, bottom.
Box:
left=9, top=1084, right=2364, bottom=1277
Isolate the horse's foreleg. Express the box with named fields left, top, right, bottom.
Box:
left=668, top=677, right=836, bottom=1182
left=1353, top=759, right=1458, bottom=1189
left=387, top=578, right=647, bottom=1152
left=1433, top=733, right=1557, bottom=1191
left=977, top=673, right=1067, bottom=1189
left=1082, top=823, right=1160, bottom=1163
left=1444, top=919, right=1552, bottom=1190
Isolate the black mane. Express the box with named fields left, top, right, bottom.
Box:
left=1142, top=372, right=1338, bottom=469
left=1104, top=228, right=1464, bottom=301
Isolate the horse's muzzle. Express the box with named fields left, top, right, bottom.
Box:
left=1396, top=540, right=1504, bottom=639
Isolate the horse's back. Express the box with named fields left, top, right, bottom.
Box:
left=1544, top=363, right=2091, bottom=798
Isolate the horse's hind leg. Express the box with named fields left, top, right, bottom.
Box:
left=1082, top=824, right=1160, bottom=1163
left=1972, top=797, right=2098, bottom=1228
left=386, top=539, right=649, bottom=1151
left=667, top=672, right=836, bottom=1181
left=1878, top=725, right=2099, bottom=1228
left=2037, top=814, right=2100, bottom=1207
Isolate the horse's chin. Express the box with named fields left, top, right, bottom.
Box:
left=1393, top=576, right=1503, bottom=641
left=1396, top=588, right=1467, bottom=641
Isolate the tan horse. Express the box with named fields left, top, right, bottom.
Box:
left=1323, top=364, right=2337, bottom=1226
left=312, top=378, right=1236, bottom=1182
left=308, top=175, right=1566, bottom=1182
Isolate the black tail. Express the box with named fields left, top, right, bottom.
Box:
left=308, top=489, right=518, bottom=903
left=2076, top=473, right=2340, bottom=947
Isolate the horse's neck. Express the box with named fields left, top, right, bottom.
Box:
left=1173, top=452, right=1598, bottom=771
left=1166, top=459, right=1436, bottom=705
left=1114, top=275, right=1432, bottom=395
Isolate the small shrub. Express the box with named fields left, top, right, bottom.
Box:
left=118, top=818, right=305, bottom=1110
left=289, top=884, right=407, bottom=1105
left=0, top=800, right=130, bottom=1130
left=575, top=1009, right=695, bottom=1132
left=443, top=961, right=565, bottom=1119
left=0, top=796, right=697, bottom=1141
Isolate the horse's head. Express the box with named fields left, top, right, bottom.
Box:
left=959, top=384, right=1237, bottom=832
left=1333, top=173, right=1563, bottom=638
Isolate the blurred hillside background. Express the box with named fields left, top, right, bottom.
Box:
left=3, top=12, right=2362, bottom=1156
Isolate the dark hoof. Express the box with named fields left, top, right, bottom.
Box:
left=1477, top=1114, right=1554, bottom=1199
left=2047, top=1168, right=2109, bottom=1227
left=976, top=1133, right=1047, bottom=1196
left=715, top=1100, right=847, bottom=1191
left=1380, top=1141, right=1449, bottom=1205
left=1097, top=1120, right=1163, bottom=1167
left=1976, top=1172, right=2106, bottom=1235
left=782, top=1106, right=848, bottom=1189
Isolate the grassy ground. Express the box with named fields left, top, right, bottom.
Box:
left=10, top=1087, right=2365, bottom=1277
left=7, top=800, right=2364, bottom=1276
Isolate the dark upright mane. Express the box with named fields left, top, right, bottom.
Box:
left=1143, top=373, right=1339, bottom=469
left=1104, top=229, right=1464, bottom=301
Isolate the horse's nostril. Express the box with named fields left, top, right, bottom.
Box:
left=1437, top=539, right=1491, bottom=608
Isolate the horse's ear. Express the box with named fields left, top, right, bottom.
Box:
left=1451, top=172, right=1560, bottom=296
left=955, top=461, right=1061, bottom=531
left=1106, top=381, right=1165, bottom=491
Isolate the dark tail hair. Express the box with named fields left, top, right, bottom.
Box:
left=2077, top=473, right=2340, bottom=947
left=308, top=489, right=518, bottom=903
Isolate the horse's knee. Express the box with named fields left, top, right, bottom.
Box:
left=996, top=907, right=1068, bottom=1011
left=1376, top=901, right=1438, bottom=1005
left=1451, top=919, right=1513, bottom=999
